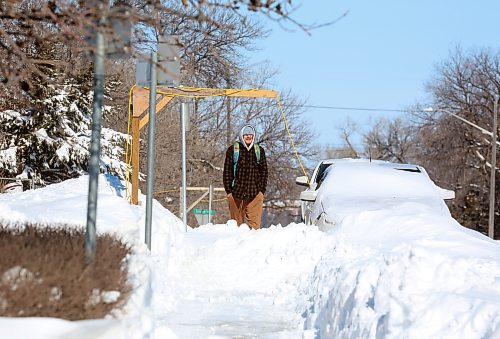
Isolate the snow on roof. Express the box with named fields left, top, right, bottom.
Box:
left=320, top=161, right=435, bottom=199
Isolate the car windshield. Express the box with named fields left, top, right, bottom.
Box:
left=315, top=163, right=333, bottom=189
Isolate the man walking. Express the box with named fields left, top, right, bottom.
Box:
left=223, top=124, right=268, bottom=229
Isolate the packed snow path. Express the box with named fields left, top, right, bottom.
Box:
left=150, top=222, right=334, bottom=338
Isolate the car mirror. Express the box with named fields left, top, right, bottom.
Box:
left=440, top=188, right=455, bottom=200
left=295, top=176, right=310, bottom=187
left=300, top=190, right=317, bottom=202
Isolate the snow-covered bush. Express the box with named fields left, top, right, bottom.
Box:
left=0, top=80, right=128, bottom=186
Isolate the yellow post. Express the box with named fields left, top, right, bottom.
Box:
left=131, top=116, right=140, bottom=205
left=131, top=87, right=149, bottom=205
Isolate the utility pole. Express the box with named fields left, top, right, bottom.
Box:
left=489, top=97, right=499, bottom=239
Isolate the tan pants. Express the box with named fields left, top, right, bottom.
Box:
left=227, top=192, right=264, bottom=230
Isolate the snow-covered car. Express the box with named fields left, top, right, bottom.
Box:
left=296, top=159, right=455, bottom=230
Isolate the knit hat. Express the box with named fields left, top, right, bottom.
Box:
left=241, top=125, right=255, bottom=136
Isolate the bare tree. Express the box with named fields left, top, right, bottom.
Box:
left=363, top=117, right=417, bottom=163
left=414, top=48, right=500, bottom=235
left=0, top=0, right=324, bottom=90
left=323, top=118, right=360, bottom=159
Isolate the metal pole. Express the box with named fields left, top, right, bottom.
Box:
left=145, top=52, right=157, bottom=250
left=179, top=187, right=182, bottom=218
left=85, top=18, right=105, bottom=264
left=208, top=184, right=213, bottom=223
left=181, top=103, right=188, bottom=231
left=489, top=97, right=498, bottom=239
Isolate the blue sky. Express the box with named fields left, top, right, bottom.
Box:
left=249, top=0, right=498, bottom=148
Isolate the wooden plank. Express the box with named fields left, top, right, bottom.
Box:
left=134, top=86, right=277, bottom=126
left=156, top=87, right=278, bottom=98
left=139, top=95, right=174, bottom=130
left=132, top=87, right=150, bottom=118
left=186, top=190, right=210, bottom=215
left=131, top=116, right=140, bottom=205
left=133, top=87, right=278, bottom=120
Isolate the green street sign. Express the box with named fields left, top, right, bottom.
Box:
left=193, top=209, right=214, bottom=215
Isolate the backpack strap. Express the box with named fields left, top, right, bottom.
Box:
left=232, top=142, right=239, bottom=188
left=254, top=144, right=261, bottom=164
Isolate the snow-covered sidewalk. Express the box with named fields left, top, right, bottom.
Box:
left=151, top=222, right=335, bottom=338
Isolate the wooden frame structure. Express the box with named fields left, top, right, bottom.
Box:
left=130, top=86, right=279, bottom=205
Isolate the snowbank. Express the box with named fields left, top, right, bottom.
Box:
left=0, top=174, right=499, bottom=338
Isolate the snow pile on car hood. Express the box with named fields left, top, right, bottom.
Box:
left=315, top=162, right=452, bottom=221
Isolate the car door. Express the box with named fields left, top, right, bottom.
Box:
left=298, top=161, right=333, bottom=225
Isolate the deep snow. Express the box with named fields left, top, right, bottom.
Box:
left=0, top=172, right=499, bottom=338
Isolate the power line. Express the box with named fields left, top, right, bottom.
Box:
left=299, top=105, right=411, bottom=113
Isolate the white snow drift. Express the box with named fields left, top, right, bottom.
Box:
left=0, top=170, right=498, bottom=338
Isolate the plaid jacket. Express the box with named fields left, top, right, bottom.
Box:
left=223, top=142, right=268, bottom=200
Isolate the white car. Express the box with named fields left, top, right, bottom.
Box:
left=295, top=159, right=336, bottom=225
left=296, top=159, right=455, bottom=230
